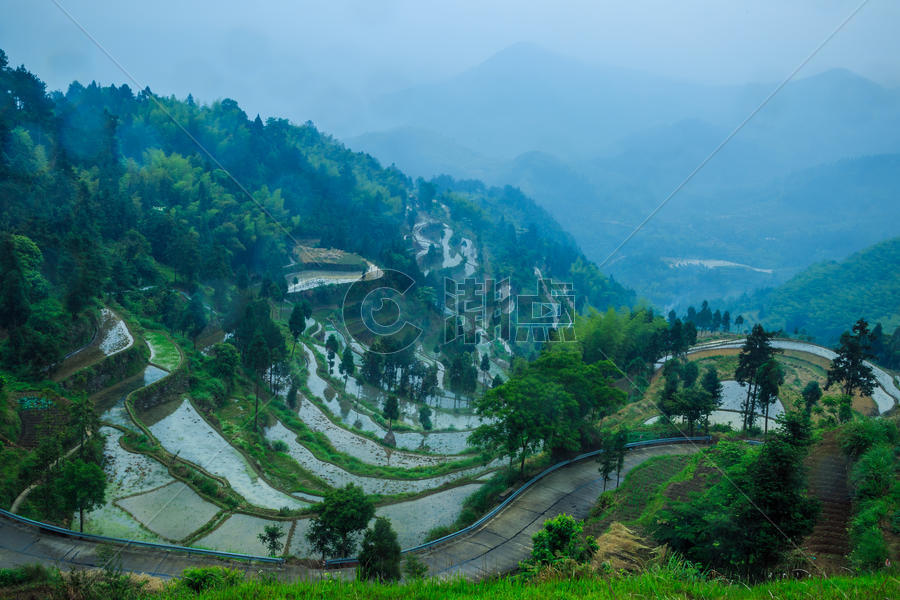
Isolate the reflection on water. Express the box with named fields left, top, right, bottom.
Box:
left=99, top=365, right=169, bottom=432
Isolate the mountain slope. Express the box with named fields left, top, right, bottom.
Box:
left=747, top=237, right=900, bottom=342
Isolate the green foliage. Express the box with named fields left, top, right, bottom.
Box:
left=656, top=438, right=819, bottom=580
left=257, top=524, right=286, bottom=557
left=748, top=237, right=900, bottom=344
left=306, top=483, right=375, bottom=559
left=358, top=517, right=402, bottom=582
left=383, top=394, right=400, bottom=429
left=179, top=567, right=243, bottom=592
left=826, top=319, right=877, bottom=398
left=471, top=343, right=624, bottom=471
left=850, top=442, right=896, bottom=501
left=527, top=514, right=597, bottom=566
left=0, top=564, right=52, bottom=588
left=839, top=418, right=899, bottom=459
left=402, top=555, right=429, bottom=580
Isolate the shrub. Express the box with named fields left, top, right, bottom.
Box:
left=851, top=443, right=896, bottom=501
left=850, top=525, right=889, bottom=571
left=0, top=564, right=51, bottom=587
left=529, top=513, right=597, bottom=566
left=179, top=567, right=243, bottom=592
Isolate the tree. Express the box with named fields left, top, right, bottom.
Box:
left=801, top=381, right=822, bottom=416
left=612, top=427, right=629, bottom=486
left=68, top=395, right=97, bottom=459
left=479, top=352, right=491, bottom=389
left=383, top=394, right=400, bottom=430
left=471, top=376, right=580, bottom=474
left=257, top=524, right=285, bottom=557
left=722, top=311, right=731, bottom=333
left=735, top=325, right=780, bottom=432
left=680, top=361, right=699, bottom=388
left=306, top=484, right=375, bottom=560
left=826, top=318, right=876, bottom=399
left=210, top=342, right=240, bottom=391
left=288, top=304, right=306, bottom=357
left=756, top=358, right=784, bottom=435
left=326, top=334, right=339, bottom=374
left=734, top=314, right=744, bottom=333
left=419, top=404, right=432, bottom=431
left=58, top=458, right=106, bottom=533
left=181, top=293, right=207, bottom=346
left=529, top=513, right=597, bottom=566
left=247, top=333, right=271, bottom=431
left=700, top=367, right=724, bottom=434
left=358, top=517, right=401, bottom=582
left=597, top=435, right=616, bottom=492
left=339, top=346, right=355, bottom=390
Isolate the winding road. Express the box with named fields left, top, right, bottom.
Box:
left=0, top=442, right=701, bottom=579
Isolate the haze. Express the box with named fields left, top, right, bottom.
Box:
left=2, top=0, right=898, bottom=138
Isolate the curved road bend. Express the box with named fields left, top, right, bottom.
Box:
left=414, top=443, right=700, bottom=580
left=0, top=443, right=701, bottom=580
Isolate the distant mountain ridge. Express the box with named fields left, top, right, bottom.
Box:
left=346, top=43, right=900, bottom=308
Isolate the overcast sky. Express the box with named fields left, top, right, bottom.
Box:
left=1, top=0, right=897, bottom=136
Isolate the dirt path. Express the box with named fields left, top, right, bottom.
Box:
left=802, top=431, right=852, bottom=573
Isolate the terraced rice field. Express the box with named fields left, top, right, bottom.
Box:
left=116, top=481, right=220, bottom=541
left=99, top=366, right=167, bottom=432
left=98, top=308, right=134, bottom=355
left=376, top=483, right=483, bottom=548
left=78, top=427, right=175, bottom=541
left=195, top=513, right=285, bottom=556
left=54, top=308, right=134, bottom=380
left=302, top=344, right=476, bottom=454
left=294, top=395, right=457, bottom=468
left=144, top=330, right=180, bottom=371
left=264, top=421, right=491, bottom=495
left=146, top=399, right=318, bottom=510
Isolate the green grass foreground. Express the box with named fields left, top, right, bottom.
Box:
left=153, top=572, right=896, bottom=600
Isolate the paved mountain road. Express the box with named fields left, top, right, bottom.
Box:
left=1, top=443, right=702, bottom=580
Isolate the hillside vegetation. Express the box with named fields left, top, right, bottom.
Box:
left=748, top=237, right=900, bottom=343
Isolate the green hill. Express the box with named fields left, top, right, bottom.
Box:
left=750, top=236, right=900, bottom=343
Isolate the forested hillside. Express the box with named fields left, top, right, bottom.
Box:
left=745, top=237, right=900, bottom=344
left=0, top=48, right=633, bottom=378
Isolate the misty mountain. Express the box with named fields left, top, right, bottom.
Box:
left=346, top=43, right=900, bottom=308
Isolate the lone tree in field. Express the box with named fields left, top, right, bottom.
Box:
left=288, top=304, right=306, bottom=358
left=826, top=318, right=877, bottom=399
left=383, top=394, right=400, bottom=430
left=306, top=483, right=374, bottom=560
left=358, top=516, right=402, bottom=582
left=247, top=332, right=271, bottom=431
left=339, top=346, right=355, bottom=388
left=756, top=358, right=784, bottom=435
left=257, top=524, right=285, bottom=557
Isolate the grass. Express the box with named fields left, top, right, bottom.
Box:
left=3, top=563, right=893, bottom=599
left=143, top=330, right=181, bottom=371
left=586, top=454, right=693, bottom=538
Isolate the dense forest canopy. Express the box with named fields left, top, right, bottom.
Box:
left=0, top=48, right=634, bottom=378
